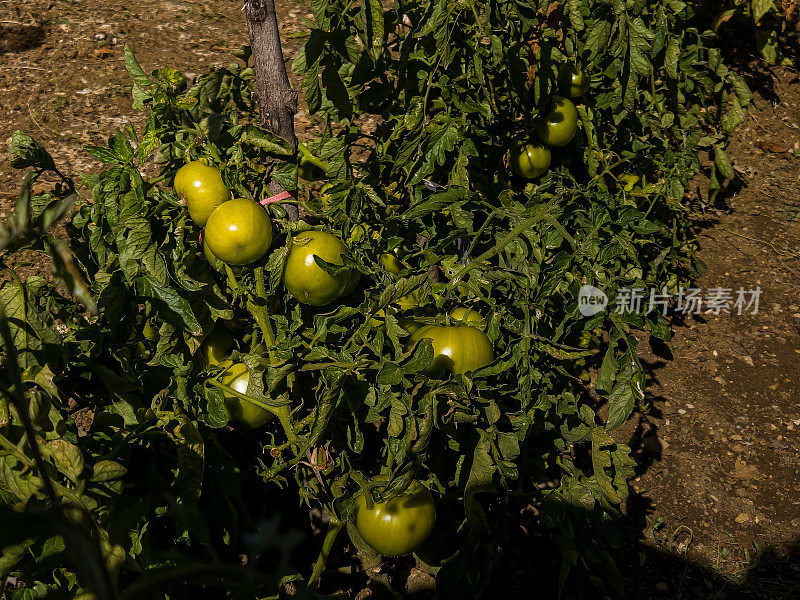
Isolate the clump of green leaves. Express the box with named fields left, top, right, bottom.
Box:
left=707, top=0, right=793, bottom=65
left=0, top=1, right=752, bottom=598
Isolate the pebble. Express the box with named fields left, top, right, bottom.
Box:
left=735, top=513, right=750, bottom=523
left=655, top=581, right=668, bottom=591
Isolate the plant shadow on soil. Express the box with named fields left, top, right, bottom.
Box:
left=0, top=22, right=46, bottom=54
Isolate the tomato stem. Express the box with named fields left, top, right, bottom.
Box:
left=249, top=267, right=277, bottom=356
left=449, top=215, right=542, bottom=286
left=466, top=0, right=498, bottom=114
left=297, top=142, right=328, bottom=171
left=308, top=518, right=343, bottom=587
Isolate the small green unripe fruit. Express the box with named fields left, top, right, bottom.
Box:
left=174, top=161, right=232, bottom=226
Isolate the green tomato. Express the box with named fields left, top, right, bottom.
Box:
left=135, top=342, right=151, bottom=361
left=284, top=230, right=353, bottom=306
left=558, top=64, right=590, bottom=98
left=409, top=325, right=494, bottom=376
left=380, top=252, right=424, bottom=310
left=368, top=307, right=421, bottom=333
left=218, top=360, right=272, bottom=428
left=174, top=161, right=232, bottom=226
left=204, top=198, right=273, bottom=266
left=535, top=96, right=579, bottom=147
left=449, top=307, right=483, bottom=324
left=508, top=140, right=551, bottom=179
left=355, top=476, right=436, bottom=557
left=201, top=325, right=233, bottom=366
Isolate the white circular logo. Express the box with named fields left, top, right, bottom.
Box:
left=578, top=285, right=608, bottom=317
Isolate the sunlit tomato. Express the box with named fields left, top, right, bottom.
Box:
left=218, top=360, right=272, bottom=428
left=204, top=198, right=273, bottom=266
left=449, top=307, right=483, bottom=324
left=535, top=96, right=579, bottom=147
left=283, top=230, right=352, bottom=306
left=409, top=325, right=494, bottom=376
left=558, top=64, right=590, bottom=98
left=201, top=325, right=233, bottom=366
left=507, top=140, right=551, bottom=179
left=174, top=161, right=232, bottom=226
left=355, top=476, right=436, bottom=557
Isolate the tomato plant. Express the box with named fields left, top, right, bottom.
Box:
left=0, top=0, right=756, bottom=598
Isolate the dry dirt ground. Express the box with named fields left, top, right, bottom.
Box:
left=615, top=62, right=800, bottom=598
left=2, top=1, right=800, bottom=598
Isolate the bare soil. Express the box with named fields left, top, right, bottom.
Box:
left=615, top=62, right=800, bottom=597
left=2, top=1, right=800, bottom=598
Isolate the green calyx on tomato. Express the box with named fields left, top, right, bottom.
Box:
left=355, top=475, right=436, bottom=557
left=201, top=325, right=233, bottom=366
left=535, top=96, right=579, bottom=148
left=508, top=140, right=551, bottom=179
left=218, top=360, right=273, bottom=428
left=174, top=161, right=232, bottom=226
left=409, top=325, right=494, bottom=376
left=284, top=230, right=355, bottom=306
left=558, top=64, right=590, bottom=98
left=204, top=198, right=273, bottom=266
